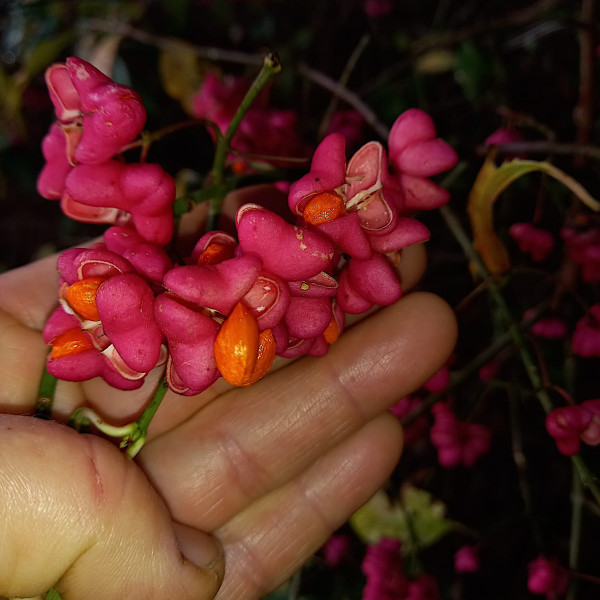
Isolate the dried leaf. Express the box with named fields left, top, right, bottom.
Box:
left=415, top=49, right=456, bottom=75
left=85, top=34, right=124, bottom=78
left=467, top=153, right=600, bottom=274
left=159, top=42, right=207, bottom=114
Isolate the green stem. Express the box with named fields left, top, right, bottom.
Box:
left=69, top=407, right=137, bottom=437
left=125, top=378, right=169, bottom=458
left=566, top=340, right=582, bottom=600
left=207, top=52, right=281, bottom=231
left=439, top=204, right=600, bottom=505
left=68, top=378, right=169, bottom=459
left=509, top=385, right=544, bottom=549
left=119, top=119, right=220, bottom=156
left=567, top=467, right=583, bottom=600
left=317, top=33, right=371, bottom=140
left=35, top=367, right=57, bottom=419
left=287, top=568, right=302, bottom=600
left=402, top=299, right=549, bottom=428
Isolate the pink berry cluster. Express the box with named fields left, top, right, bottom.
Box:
left=37, top=57, right=457, bottom=396
left=192, top=73, right=311, bottom=169
left=509, top=219, right=600, bottom=279
left=546, top=399, right=600, bottom=456
left=37, top=57, right=176, bottom=246
left=360, top=538, right=443, bottom=600
left=362, top=538, right=409, bottom=600
left=506, top=219, right=600, bottom=359
left=527, top=556, right=569, bottom=599
left=389, top=364, right=492, bottom=467
left=192, top=72, right=367, bottom=169
left=328, top=532, right=567, bottom=600
left=357, top=536, right=481, bottom=600
left=430, top=402, right=491, bottom=468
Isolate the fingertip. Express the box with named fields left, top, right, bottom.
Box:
left=398, top=242, right=427, bottom=291
left=173, top=522, right=225, bottom=579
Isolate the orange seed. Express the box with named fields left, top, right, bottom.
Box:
left=51, top=328, right=94, bottom=359
left=63, top=277, right=105, bottom=321
left=323, top=316, right=341, bottom=344
left=197, top=242, right=236, bottom=266
left=303, top=191, right=345, bottom=225
left=241, top=328, right=277, bottom=386
left=214, top=302, right=260, bottom=386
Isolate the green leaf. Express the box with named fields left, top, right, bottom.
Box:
left=350, top=485, right=456, bottom=554
left=45, top=588, right=64, bottom=600
left=467, top=153, right=600, bottom=274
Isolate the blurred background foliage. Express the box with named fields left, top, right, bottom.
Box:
left=2, top=0, right=587, bottom=272
left=2, top=1, right=600, bottom=599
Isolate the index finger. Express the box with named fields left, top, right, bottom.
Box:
left=138, top=291, right=457, bottom=532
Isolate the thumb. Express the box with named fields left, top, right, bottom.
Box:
left=0, top=415, right=224, bottom=600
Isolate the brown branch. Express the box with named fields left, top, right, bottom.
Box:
left=411, top=0, right=564, bottom=54
left=298, top=62, right=390, bottom=140
left=573, top=0, right=596, bottom=167
left=317, top=33, right=371, bottom=140
left=477, top=140, right=600, bottom=161
left=362, top=0, right=563, bottom=95
left=80, top=18, right=264, bottom=66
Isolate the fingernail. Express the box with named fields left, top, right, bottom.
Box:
left=173, top=522, right=223, bottom=569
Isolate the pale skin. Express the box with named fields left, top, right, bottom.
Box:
left=0, top=190, right=457, bottom=599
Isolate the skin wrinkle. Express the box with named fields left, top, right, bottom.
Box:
left=215, top=415, right=403, bottom=600
left=169, top=396, right=303, bottom=527
left=81, top=434, right=107, bottom=511
left=222, top=529, right=272, bottom=600
left=0, top=418, right=98, bottom=595
left=216, top=373, right=362, bottom=506
left=322, top=353, right=370, bottom=427
left=214, top=425, right=274, bottom=505
left=55, top=432, right=220, bottom=600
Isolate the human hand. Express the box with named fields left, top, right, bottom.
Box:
left=0, top=222, right=456, bottom=599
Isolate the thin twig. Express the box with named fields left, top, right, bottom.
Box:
left=80, top=18, right=264, bottom=66
left=401, top=303, right=549, bottom=427
left=361, top=0, right=562, bottom=94
left=439, top=203, right=600, bottom=506
left=478, top=140, right=600, bottom=161
left=287, top=568, right=302, bottom=600
left=509, top=386, right=544, bottom=550
left=411, top=0, right=563, bottom=54
left=317, top=33, right=371, bottom=140
left=567, top=467, right=583, bottom=600
left=298, top=62, right=390, bottom=140
left=573, top=0, right=596, bottom=167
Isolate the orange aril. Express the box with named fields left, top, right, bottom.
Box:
left=214, top=301, right=260, bottom=386
left=63, top=277, right=105, bottom=321
left=302, top=191, right=345, bottom=225
left=323, top=315, right=341, bottom=344
left=241, top=328, right=277, bottom=386
left=231, top=160, right=247, bottom=175
left=51, top=328, right=94, bottom=359
left=197, top=242, right=235, bottom=265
